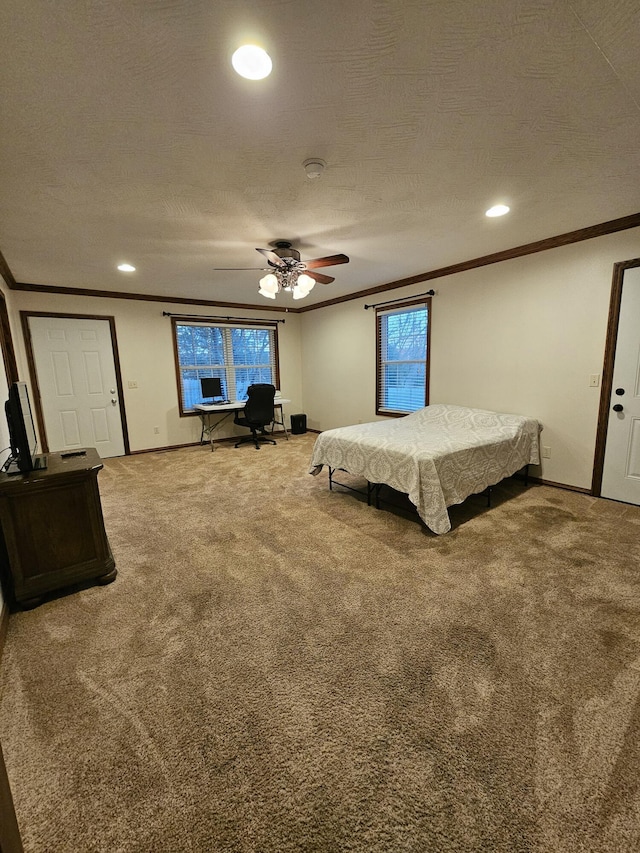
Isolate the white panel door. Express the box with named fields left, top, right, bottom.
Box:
left=29, top=316, right=125, bottom=458
left=601, top=267, right=640, bottom=505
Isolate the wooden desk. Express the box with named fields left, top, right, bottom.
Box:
left=194, top=398, right=290, bottom=451
left=0, top=448, right=116, bottom=609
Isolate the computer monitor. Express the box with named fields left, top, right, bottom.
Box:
left=200, top=377, right=223, bottom=402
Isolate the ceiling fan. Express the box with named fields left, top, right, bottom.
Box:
left=213, top=241, right=349, bottom=300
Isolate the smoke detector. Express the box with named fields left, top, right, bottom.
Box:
left=303, top=158, right=326, bottom=180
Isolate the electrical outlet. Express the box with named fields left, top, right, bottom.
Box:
left=128, top=380, right=138, bottom=389
left=542, top=446, right=551, bottom=458
left=153, top=426, right=160, bottom=434
left=589, top=374, right=600, bottom=387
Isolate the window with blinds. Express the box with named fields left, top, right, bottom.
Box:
left=172, top=319, right=279, bottom=414
left=376, top=298, right=430, bottom=415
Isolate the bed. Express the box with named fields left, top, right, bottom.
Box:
left=309, top=404, right=541, bottom=534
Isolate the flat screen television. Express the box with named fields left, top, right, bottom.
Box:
left=3, top=381, right=47, bottom=474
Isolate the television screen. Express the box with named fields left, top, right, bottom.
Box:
left=200, top=377, right=222, bottom=400
left=4, top=381, right=43, bottom=474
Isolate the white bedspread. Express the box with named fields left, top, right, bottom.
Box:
left=309, top=404, right=541, bottom=534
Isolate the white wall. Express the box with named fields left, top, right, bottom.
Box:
left=300, top=227, right=640, bottom=490
left=8, top=293, right=302, bottom=453
left=301, top=298, right=379, bottom=431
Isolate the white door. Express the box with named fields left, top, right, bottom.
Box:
left=601, top=267, right=640, bottom=504
left=28, top=316, right=125, bottom=458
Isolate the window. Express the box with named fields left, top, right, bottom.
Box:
left=376, top=298, right=430, bottom=415
left=172, top=319, right=279, bottom=414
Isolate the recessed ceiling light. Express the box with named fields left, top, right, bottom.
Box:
left=232, top=45, right=272, bottom=80
left=117, top=263, right=136, bottom=272
left=486, top=204, right=510, bottom=218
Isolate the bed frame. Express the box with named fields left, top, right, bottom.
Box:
left=326, top=463, right=530, bottom=515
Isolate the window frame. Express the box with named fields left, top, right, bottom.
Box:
left=375, top=296, right=431, bottom=417
left=171, top=316, right=281, bottom=416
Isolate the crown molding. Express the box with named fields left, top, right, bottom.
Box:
left=0, top=248, right=17, bottom=290
left=296, top=211, right=640, bottom=311
left=10, top=282, right=298, bottom=314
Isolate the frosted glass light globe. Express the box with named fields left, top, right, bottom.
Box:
left=297, top=273, right=315, bottom=293
left=259, top=273, right=278, bottom=293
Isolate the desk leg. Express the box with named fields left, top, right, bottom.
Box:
left=199, top=411, right=234, bottom=451
left=199, top=413, right=216, bottom=451
left=207, top=414, right=216, bottom=451
left=271, top=403, right=289, bottom=440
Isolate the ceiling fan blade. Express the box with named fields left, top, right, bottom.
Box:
left=304, top=253, right=349, bottom=270
left=256, top=248, right=286, bottom=266
left=306, top=270, right=335, bottom=285
left=212, top=267, right=267, bottom=271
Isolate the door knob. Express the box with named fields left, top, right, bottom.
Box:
left=615, top=388, right=625, bottom=396
left=613, top=403, right=623, bottom=412
left=111, top=398, right=117, bottom=405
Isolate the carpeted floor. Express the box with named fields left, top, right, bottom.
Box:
left=1, top=433, right=639, bottom=852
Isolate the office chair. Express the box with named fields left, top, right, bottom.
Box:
left=234, top=383, right=277, bottom=449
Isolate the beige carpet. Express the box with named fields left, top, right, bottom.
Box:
left=1, top=433, right=639, bottom=852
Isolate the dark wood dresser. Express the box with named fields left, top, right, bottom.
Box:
left=0, top=448, right=116, bottom=608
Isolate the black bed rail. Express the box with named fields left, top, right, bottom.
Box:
left=327, top=464, right=530, bottom=518
left=328, top=467, right=377, bottom=506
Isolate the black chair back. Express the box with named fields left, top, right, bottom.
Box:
left=243, top=384, right=275, bottom=426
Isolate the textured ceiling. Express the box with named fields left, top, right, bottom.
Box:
left=1, top=0, right=639, bottom=309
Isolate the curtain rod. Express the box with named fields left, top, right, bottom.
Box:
left=162, top=311, right=285, bottom=324
left=364, top=289, right=435, bottom=310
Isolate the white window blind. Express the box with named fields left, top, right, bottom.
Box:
left=377, top=302, right=429, bottom=413
left=174, top=321, right=277, bottom=412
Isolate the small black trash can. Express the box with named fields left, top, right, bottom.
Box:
left=290, top=413, right=307, bottom=434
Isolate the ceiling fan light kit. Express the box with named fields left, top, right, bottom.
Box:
left=258, top=269, right=315, bottom=300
